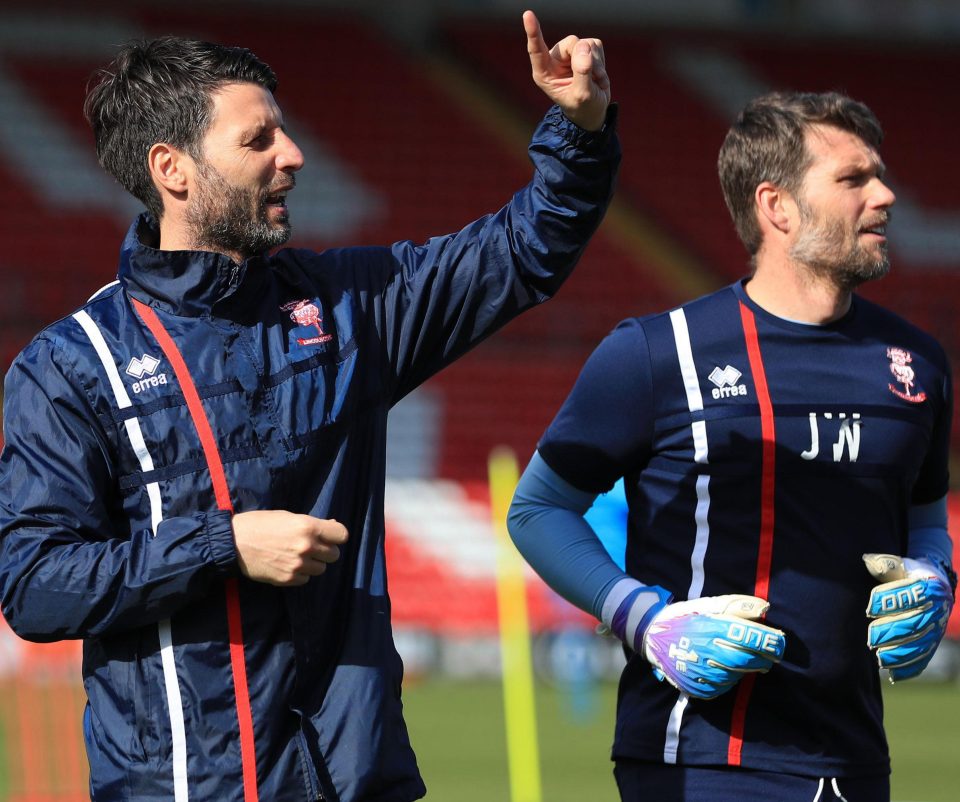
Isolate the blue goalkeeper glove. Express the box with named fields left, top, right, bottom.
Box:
left=639, top=594, right=786, bottom=700
left=864, top=553, right=956, bottom=682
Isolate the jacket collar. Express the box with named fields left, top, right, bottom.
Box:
left=118, top=213, right=269, bottom=317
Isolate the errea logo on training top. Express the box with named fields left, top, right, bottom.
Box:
left=708, top=365, right=747, bottom=399
left=125, top=354, right=168, bottom=394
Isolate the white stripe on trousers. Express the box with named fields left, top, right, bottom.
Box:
left=74, top=310, right=189, bottom=801
left=664, top=309, right=712, bottom=764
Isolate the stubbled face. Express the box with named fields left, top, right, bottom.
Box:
left=185, top=82, right=304, bottom=262
left=789, top=124, right=896, bottom=290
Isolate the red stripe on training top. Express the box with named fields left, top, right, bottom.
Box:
left=727, top=302, right=777, bottom=766
left=132, top=298, right=260, bottom=802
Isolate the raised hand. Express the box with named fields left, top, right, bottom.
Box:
left=523, top=9, right=610, bottom=132
left=232, top=510, right=349, bottom=586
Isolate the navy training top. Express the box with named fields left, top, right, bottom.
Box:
left=538, top=280, right=952, bottom=777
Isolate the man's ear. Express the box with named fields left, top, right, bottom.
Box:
left=147, top=143, right=192, bottom=195
left=755, top=181, right=794, bottom=235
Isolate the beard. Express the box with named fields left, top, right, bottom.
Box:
left=789, top=199, right=890, bottom=291
left=185, top=159, right=293, bottom=261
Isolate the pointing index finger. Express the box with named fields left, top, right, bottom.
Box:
left=523, top=10, right=550, bottom=71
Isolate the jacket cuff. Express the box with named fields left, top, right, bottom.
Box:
left=546, top=102, right=619, bottom=149
left=204, top=510, right=240, bottom=575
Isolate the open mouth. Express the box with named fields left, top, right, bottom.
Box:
left=264, top=180, right=295, bottom=209
left=860, top=221, right=887, bottom=240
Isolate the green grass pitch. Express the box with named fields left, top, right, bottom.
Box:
left=403, top=678, right=960, bottom=802
left=0, top=676, right=955, bottom=799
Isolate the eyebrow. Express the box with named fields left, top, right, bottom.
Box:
left=838, top=155, right=886, bottom=180
left=240, top=120, right=285, bottom=141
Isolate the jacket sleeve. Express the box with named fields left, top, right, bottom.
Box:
left=374, top=104, right=621, bottom=401
left=0, top=336, right=237, bottom=641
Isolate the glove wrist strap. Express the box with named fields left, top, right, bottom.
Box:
left=601, top=578, right=672, bottom=651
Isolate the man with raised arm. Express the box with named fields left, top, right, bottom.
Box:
left=0, top=12, right=617, bottom=801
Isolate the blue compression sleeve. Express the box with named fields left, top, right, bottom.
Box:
left=908, top=495, right=954, bottom=567
left=507, top=452, right=671, bottom=643
left=508, top=451, right=618, bottom=618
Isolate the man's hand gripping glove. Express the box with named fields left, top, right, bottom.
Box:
left=606, top=585, right=786, bottom=700
left=864, top=553, right=956, bottom=682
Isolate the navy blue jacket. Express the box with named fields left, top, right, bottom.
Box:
left=0, top=106, right=620, bottom=801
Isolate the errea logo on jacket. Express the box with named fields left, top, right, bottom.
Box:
left=125, top=354, right=168, bottom=394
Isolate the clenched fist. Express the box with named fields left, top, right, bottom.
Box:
left=232, top=510, right=349, bottom=586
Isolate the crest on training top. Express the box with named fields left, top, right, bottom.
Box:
left=886, top=347, right=927, bottom=403
left=281, top=299, right=333, bottom=347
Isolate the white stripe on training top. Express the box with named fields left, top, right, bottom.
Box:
left=664, top=308, right=712, bottom=764
left=73, top=309, right=189, bottom=802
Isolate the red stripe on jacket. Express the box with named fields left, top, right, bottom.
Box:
left=132, top=298, right=260, bottom=802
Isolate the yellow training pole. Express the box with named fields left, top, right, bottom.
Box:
left=488, top=446, right=542, bottom=802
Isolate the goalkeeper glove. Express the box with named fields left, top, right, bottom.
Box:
left=643, top=594, right=787, bottom=699
left=638, top=594, right=786, bottom=700
left=864, top=553, right=956, bottom=682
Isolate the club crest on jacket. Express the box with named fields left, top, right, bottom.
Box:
left=281, top=299, right=333, bottom=347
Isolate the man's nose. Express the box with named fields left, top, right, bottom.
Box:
left=872, top=177, right=896, bottom=209
left=276, top=130, right=304, bottom=172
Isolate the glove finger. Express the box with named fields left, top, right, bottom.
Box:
left=867, top=607, right=946, bottom=648
left=690, top=658, right=746, bottom=687
left=652, top=660, right=738, bottom=700
left=692, top=614, right=786, bottom=661
left=670, top=594, right=771, bottom=621
left=684, top=678, right=739, bottom=700
left=875, top=628, right=942, bottom=669
left=867, top=577, right=928, bottom=617
left=715, top=621, right=787, bottom=662
left=863, top=553, right=906, bottom=582
left=867, top=575, right=952, bottom=618
left=887, top=652, right=936, bottom=682
left=708, top=643, right=782, bottom=673
left=649, top=614, right=785, bottom=656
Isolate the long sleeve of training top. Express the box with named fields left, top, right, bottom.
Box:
left=0, top=104, right=621, bottom=642
left=508, top=450, right=622, bottom=619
